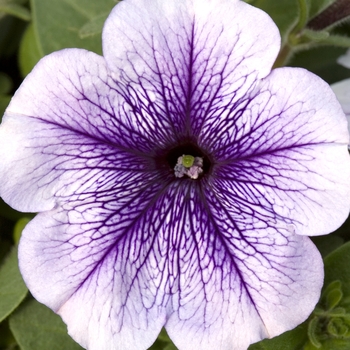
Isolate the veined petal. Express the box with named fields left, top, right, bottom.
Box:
left=205, top=68, right=350, bottom=236
left=102, top=0, right=280, bottom=139
left=19, top=179, right=323, bottom=350
left=166, top=231, right=322, bottom=350
left=0, top=49, right=168, bottom=212
left=19, top=177, right=174, bottom=350
left=2, top=0, right=346, bottom=349
left=165, top=183, right=323, bottom=350
left=19, top=180, right=205, bottom=349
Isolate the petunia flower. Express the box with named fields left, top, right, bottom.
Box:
left=1, top=0, right=350, bottom=349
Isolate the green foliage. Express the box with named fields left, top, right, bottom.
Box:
left=250, top=242, right=350, bottom=350
left=324, top=242, right=350, bottom=297
left=78, top=12, right=110, bottom=38
left=9, top=298, right=84, bottom=350
left=0, top=0, right=30, bottom=21
left=0, top=72, right=12, bottom=122
left=250, top=0, right=299, bottom=45
left=149, top=328, right=178, bottom=350
left=249, top=323, right=309, bottom=350
left=18, top=23, right=42, bottom=77
left=13, top=217, right=31, bottom=244
left=0, top=15, right=27, bottom=59
left=0, top=320, right=18, bottom=350
left=0, top=198, right=28, bottom=222
left=290, top=45, right=350, bottom=84
left=0, top=72, right=12, bottom=94
left=0, top=246, right=27, bottom=323
left=30, top=0, right=117, bottom=54
left=311, top=235, right=344, bottom=258
left=18, top=0, right=118, bottom=75
left=250, top=0, right=350, bottom=66
left=308, top=0, right=336, bottom=20
left=303, top=242, right=350, bottom=349
left=0, top=94, right=11, bottom=117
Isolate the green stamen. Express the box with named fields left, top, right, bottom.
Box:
left=182, top=155, right=195, bottom=168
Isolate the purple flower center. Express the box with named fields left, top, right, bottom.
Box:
left=156, top=140, right=213, bottom=179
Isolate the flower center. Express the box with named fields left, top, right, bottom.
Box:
left=174, top=155, right=203, bottom=179
left=162, top=142, right=212, bottom=179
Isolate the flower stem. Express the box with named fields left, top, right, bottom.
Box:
left=273, top=0, right=309, bottom=68
left=273, top=44, right=292, bottom=68
left=294, top=0, right=309, bottom=34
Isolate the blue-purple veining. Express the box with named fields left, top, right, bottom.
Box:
left=0, top=0, right=350, bottom=349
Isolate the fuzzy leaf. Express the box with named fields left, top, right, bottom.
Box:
left=0, top=3, right=30, bottom=20
left=9, top=298, right=83, bottom=350
left=30, top=0, right=118, bottom=55
left=0, top=72, right=12, bottom=94
left=248, top=323, right=309, bottom=350
left=18, top=23, right=42, bottom=77
left=324, top=242, right=350, bottom=297
left=78, top=12, right=109, bottom=38
left=308, top=0, right=336, bottom=19
left=250, top=0, right=299, bottom=44
left=0, top=246, right=27, bottom=323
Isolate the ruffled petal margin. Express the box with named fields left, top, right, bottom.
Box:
left=102, top=0, right=281, bottom=139
left=204, top=68, right=350, bottom=237
left=19, top=181, right=323, bottom=350
left=0, top=49, right=170, bottom=212
left=1, top=0, right=346, bottom=349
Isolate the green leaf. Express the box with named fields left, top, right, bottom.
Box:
left=164, top=343, right=178, bottom=350
left=250, top=0, right=299, bottom=44
left=323, top=281, right=343, bottom=296
left=9, top=298, right=83, bottom=350
left=0, top=94, right=11, bottom=122
left=0, top=198, right=27, bottom=222
left=327, top=318, right=350, bottom=337
left=78, top=12, right=109, bottom=38
left=301, top=28, right=330, bottom=42
left=19, top=23, right=43, bottom=77
left=308, top=0, right=336, bottom=19
left=310, top=337, right=350, bottom=350
left=0, top=72, right=12, bottom=94
left=315, top=242, right=350, bottom=349
left=326, top=289, right=343, bottom=310
left=13, top=217, right=32, bottom=244
left=317, top=34, right=350, bottom=48
left=0, top=246, right=27, bottom=323
left=324, top=242, right=350, bottom=297
left=0, top=15, right=27, bottom=57
left=0, top=3, right=31, bottom=21
left=149, top=328, right=178, bottom=350
left=0, top=0, right=27, bottom=5
left=0, top=239, right=11, bottom=265
left=307, top=317, right=322, bottom=348
left=0, top=319, right=18, bottom=349
left=311, top=235, right=344, bottom=258
left=290, top=46, right=350, bottom=84
left=30, top=0, right=118, bottom=56
left=156, top=328, right=172, bottom=342
left=248, top=323, right=308, bottom=350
